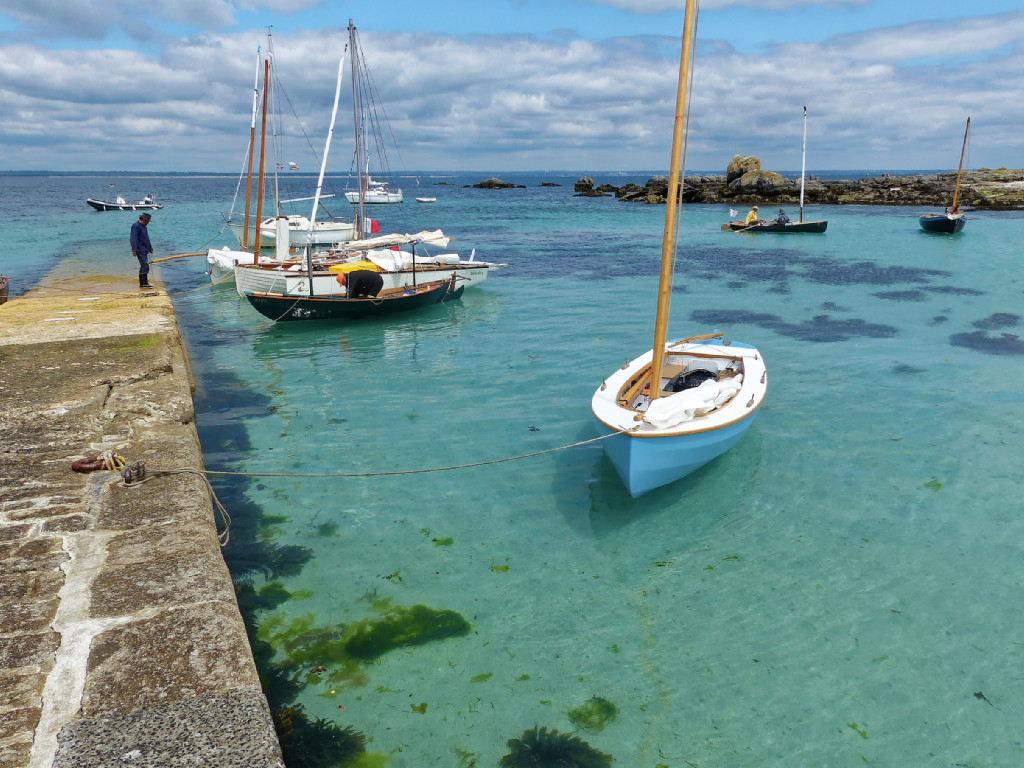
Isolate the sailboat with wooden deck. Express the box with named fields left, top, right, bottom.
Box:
left=919, top=117, right=970, bottom=233
left=592, top=0, right=768, bottom=497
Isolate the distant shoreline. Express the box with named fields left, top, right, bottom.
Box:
left=0, top=168, right=972, bottom=179
left=576, top=168, right=1024, bottom=211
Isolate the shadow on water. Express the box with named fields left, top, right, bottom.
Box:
left=585, top=427, right=765, bottom=541
left=192, top=361, right=370, bottom=766
left=548, top=412, right=765, bottom=544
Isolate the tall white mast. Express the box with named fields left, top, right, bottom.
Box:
left=799, top=106, right=807, bottom=223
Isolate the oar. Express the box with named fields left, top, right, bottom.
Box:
left=152, top=252, right=206, bottom=263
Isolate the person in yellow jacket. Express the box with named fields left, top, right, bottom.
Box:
left=744, top=205, right=760, bottom=225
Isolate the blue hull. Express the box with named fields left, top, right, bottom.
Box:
left=600, top=409, right=761, bottom=497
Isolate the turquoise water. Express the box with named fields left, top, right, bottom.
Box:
left=4, top=174, right=1024, bottom=767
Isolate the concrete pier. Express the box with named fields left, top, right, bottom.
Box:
left=0, top=273, right=282, bottom=768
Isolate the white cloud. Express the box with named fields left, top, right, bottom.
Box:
left=0, top=11, right=1022, bottom=171
left=585, top=0, right=869, bottom=12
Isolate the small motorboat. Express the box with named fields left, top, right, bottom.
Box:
left=86, top=194, right=163, bottom=212
left=415, top=197, right=437, bottom=203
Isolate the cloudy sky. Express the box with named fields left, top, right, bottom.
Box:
left=0, top=0, right=1020, bottom=173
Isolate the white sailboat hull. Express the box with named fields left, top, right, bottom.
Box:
left=592, top=340, right=767, bottom=497
left=232, top=255, right=499, bottom=298
left=345, top=189, right=403, bottom=204
left=227, top=215, right=360, bottom=248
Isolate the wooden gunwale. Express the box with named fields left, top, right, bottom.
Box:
left=615, top=353, right=745, bottom=409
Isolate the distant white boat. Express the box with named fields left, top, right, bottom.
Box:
left=346, top=175, right=404, bottom=204
left=226, top=212, right=377, bottom=250
left=86, top=194, right=162, bottom=212
left=415, top=196, right=436, bottom=203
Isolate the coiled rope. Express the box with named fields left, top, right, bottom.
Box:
left=121, top=462, right=232, bottom=547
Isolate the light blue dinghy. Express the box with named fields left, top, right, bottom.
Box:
left=592, top=335, right=767, bottom=497
left=591, top=0, right=767, bottom=498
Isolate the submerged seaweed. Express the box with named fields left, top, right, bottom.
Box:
left=273, top=704, right=365, bottom=768
left=690, top=309, right=899, bottom=343
left=873, top=290, right=928, bottom=302
left=500, top=726, right=613, bottom=768
left=344, top=603, right=471, bottom=661
left=972, top=312, right=1021, bottom=330
left=950, top=330, right=1024, bottom=356
left=566, top=696, right=618, bottom=732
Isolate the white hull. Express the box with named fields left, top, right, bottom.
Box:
left=227, top=215, right=359, bottom=248
left=345, top=189, right=403, bottom=204
left=232, top=252, right=500, bottom=298
left=592, top=339, right=767, bottom=496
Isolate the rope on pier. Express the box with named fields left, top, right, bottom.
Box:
left=121, top=462, right=232, bottom=547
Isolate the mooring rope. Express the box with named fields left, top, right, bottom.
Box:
left=110, top=431, right=621, bottom=548
left=199, top=432, right=616, bottom=478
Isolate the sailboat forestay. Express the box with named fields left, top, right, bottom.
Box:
left=592, top=0, right=768, bottom=497
left=919, top=117, right=970, bottom=233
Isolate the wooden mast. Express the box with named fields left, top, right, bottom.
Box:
left=649, top=0, right=697, bottom=401
left=252, top=56, right=271, bottom=263
left=950, top=117, right=970, bottom=214
left=241, top=47, right=261, bottom=249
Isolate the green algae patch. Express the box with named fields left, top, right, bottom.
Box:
left=924, top=477, right=943, bottom=491
left=847, top=722, right=869, bottom=739
left=566, top=695, right=618, bottom=732
left=344, top=603, right=471, bottom=661
left=433, top=536, right=454, bottom=546
left=490, top=564, right=510, bottom=573
left=411, top=702, right=428, bottom=714
left=350, top=752, right=389, bottom=768
left=114, top=334, right=159, bottom=352
left=470, top=672, right=492, bottom=683
left=314, top=520, right=340, bottom=537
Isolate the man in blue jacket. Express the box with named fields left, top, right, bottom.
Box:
left=130, top=212, right=154, bottom=288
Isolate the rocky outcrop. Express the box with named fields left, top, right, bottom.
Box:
left=729, top=169, right=787, bottom=195
left=586, top=159, right=1024, bottom=210
left=469, top=177, right=525, bottom=189
left=726, top=155, right=760, bottom=184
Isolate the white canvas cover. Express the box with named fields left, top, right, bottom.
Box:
left=339, top=229, right=450, bottom=252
